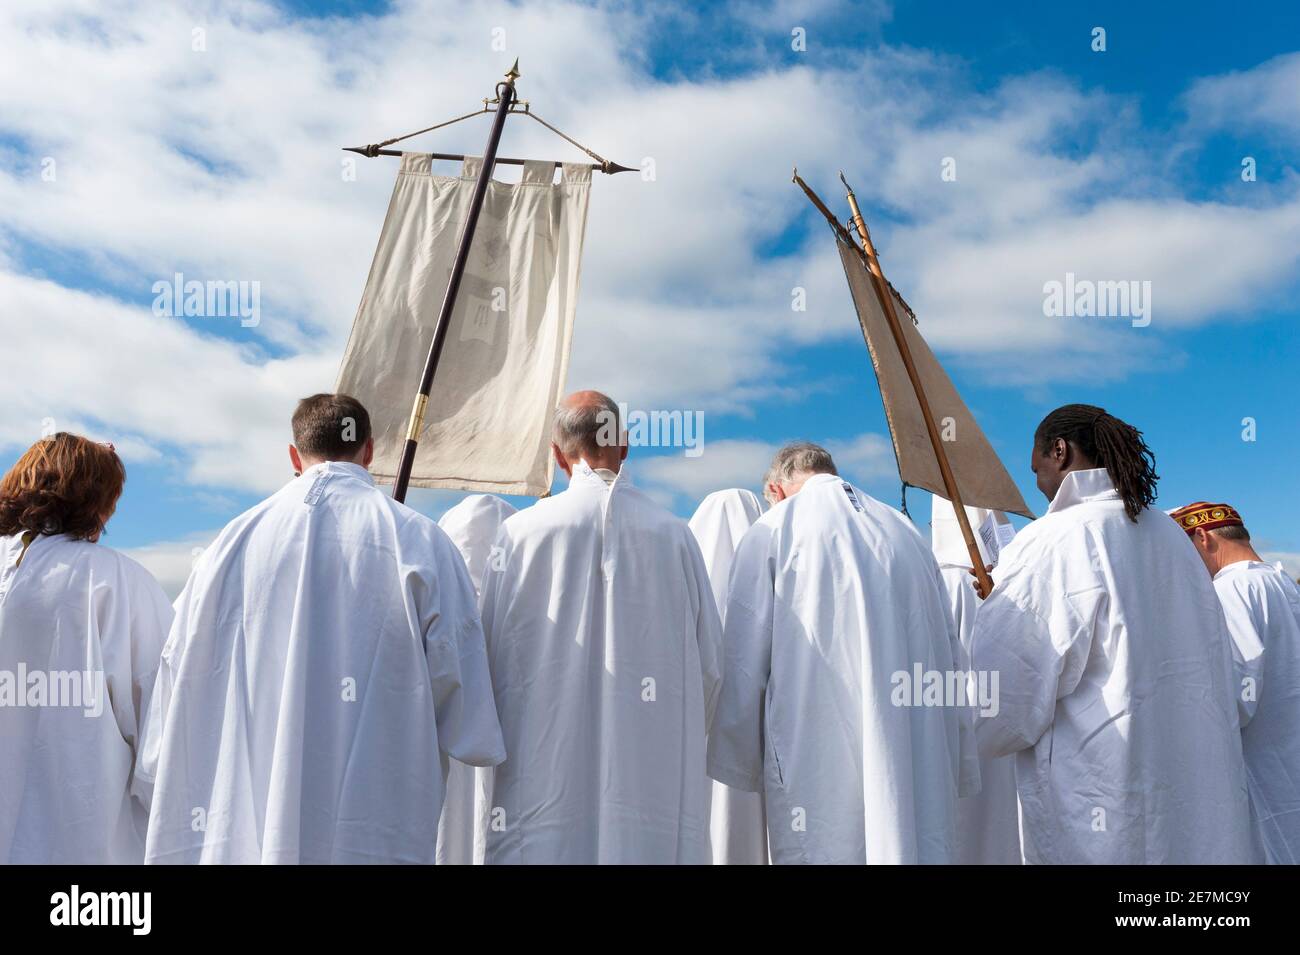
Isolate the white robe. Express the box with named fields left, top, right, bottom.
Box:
left=0, top=533, right=171, bottom=864
left=478, top=461, right=722, bottom=864
left=140, top=461, right=505, bottom=864
left=1213, top=560, right=1300, bottom=864
left=689, top=489, right=769, bottom=865
left=931, top=497, right=1023, bottom=865
left=435, top=494, right=517, bottom=866
left=708, top=473, right=979, bottom=864
left=970, top=469, right=1254, bottom=864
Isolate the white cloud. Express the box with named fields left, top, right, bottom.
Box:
left=0, top=272, right=330, bottom=494
left=1183, top=51, right=1300, bottom=140
left=2, top=0, right=1297, bottom=549
left=638, top=438, right=776, bottom=503
left=119, top=529, right=219, bottom=599
left=637, top=430, right=893, bottom=507
left=825, top=432, right=895, bottom=483
left=1261, top=552, right=1300, bottom=580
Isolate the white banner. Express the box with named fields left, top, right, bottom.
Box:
left=338, top=152, right=592, bottom=496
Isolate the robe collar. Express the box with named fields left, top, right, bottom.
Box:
left=300, top=460, right=375, bottom=487
left=567, top=461, right=633, bottom=582
left=801, top=473, right=841, bottom=492
left=568, top=459, right=632, bottom=492
left=1046, top=468, right=1119, bottom=515
left=1213, top=559, right=1276, bottom=582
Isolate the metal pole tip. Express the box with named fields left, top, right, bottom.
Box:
left=506, top=59, right=521, bottom=82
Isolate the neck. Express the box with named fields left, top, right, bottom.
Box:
left=1212, top=540, right=1263, bottom=575
left=581, top=455, right=622, bottom=474
left=301, top=457, right=363, bottom=470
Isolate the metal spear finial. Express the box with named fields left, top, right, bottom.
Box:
left=505, top=59, right=521, bottom=84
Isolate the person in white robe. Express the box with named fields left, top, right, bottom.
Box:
left=1172, top=500, right=1300, bottom=864
left=435, top=493, right=517, bottom=866
left=970, top=405, right=1253, bottom=864
left=0, top=434, right=171, bottom=864
left=709, top=443, right=979, bottom=865
left=477, top=390, right=722, bottom=864
left=689, top=488, right=768, bottom=865
left=140, top=394, right=504, bottom=864
left=930, top=496, right=1022, bottom=865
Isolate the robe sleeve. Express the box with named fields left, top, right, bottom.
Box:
left=425, top=535, right=507, bottom=769
left=1215, top=577, right=1267, bottom=728
left=969, top=551, right=1105, bottom=760
left=685, top=532, right=723, bottom=732
left=706, top=524, right=774, bottom=793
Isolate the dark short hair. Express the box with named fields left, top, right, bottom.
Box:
left=1211, top=524, right=1251, bottom=543
left=292, top=394, right=372, bottom=461
left=0, top=433, right=125, bottom=540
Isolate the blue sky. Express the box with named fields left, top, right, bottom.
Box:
left=1, top=0, right=1297, bottom=593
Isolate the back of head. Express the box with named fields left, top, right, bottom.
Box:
left=1170, top=501, right=1250, bottom=541
left=766, top=442, right=837, bottom=499
left=552, top=390, right=622, bottom=463
left=1169, top=501, right=1257, bottom=576
left=0, top=433, right=125, bottom=541
left=1034, top=404, right=1158, bottom=522
left=292, top=393, right=372, bottom=462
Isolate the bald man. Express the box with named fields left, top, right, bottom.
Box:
left=477, top=391, right=722, bottom=863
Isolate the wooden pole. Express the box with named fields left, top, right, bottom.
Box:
left=391, top=61, right=520, bottom=503
left=838, top=173, right=995, bottom=598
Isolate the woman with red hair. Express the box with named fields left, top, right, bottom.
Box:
left=0, top=432, right=171, bottom=863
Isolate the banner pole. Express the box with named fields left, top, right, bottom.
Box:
left=838, top=173, right=995, bottom=598
left=391, top=60, right=520, bottom=503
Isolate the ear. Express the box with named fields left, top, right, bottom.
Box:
left=1194, top=527, right=1213, bottom=551
left=772, top=483, right=789, bottom=502
left=552, top=442, right=573, bottom=478
left=289, top=444, right=304, bottom=476
left=1052, top=437, right=1070, bottom=469
left=360, top=436, right=375, bottom=469
left=619, top=442, right=629, bottom=463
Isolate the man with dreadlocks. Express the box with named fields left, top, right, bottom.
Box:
left=969, top=404, right=1253, bottom=864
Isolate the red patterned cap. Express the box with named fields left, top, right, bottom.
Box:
left=1169, top=501, right=1243, bottom=535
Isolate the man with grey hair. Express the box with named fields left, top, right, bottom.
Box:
left=709, top=441, right=979, bottom=864
left=550, top=389, right=626, bottom=482
left=478, top=389, right=723, bottom=863
left=762, top=442, right=835, bottom=502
